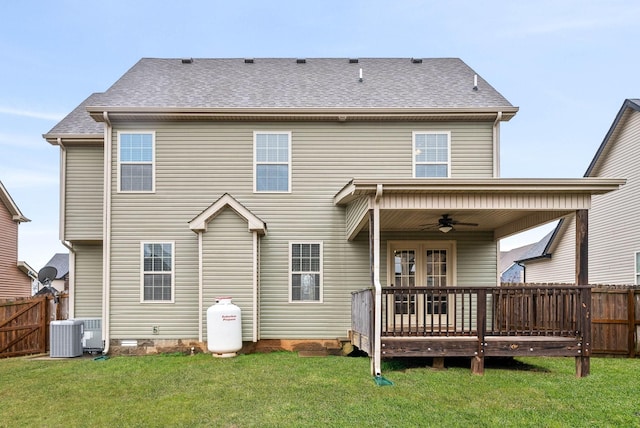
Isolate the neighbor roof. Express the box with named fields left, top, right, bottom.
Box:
left=43, top=253, right=69, bottom=279
left=585, top=99, right=640, bottom=177
left=0, top=180, right=29, bottom=223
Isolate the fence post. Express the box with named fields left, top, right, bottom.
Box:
left=628, top=289, right=636, bottom=358
left=471, top=288, right=486, bottom=375
left=575, top=209, right=590, bottom=377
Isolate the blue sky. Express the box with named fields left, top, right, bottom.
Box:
left=1, top=0, right=638, bottom=269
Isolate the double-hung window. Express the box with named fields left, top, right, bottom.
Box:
left=413, top=131, right=450, bottom=178
left=290, top=242, right=323, bottom=302
left=254, top=132, right=291, bottom=192
left=141, top=242, right=174, bottom=303
left=118, top=132, right=155, bottom=192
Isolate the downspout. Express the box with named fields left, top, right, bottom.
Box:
left=102, top=112, right=112, bottom=354
left=58, top=137, right=76, bottom=317
left=252, top=231, right=258, bottom=342
left=198, top=231, right=203, bottom=342
left=493, top=112, right=502, bottom=178
left=373, top=184, right=383, bottom=377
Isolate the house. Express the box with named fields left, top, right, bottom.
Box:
left=499, top=230, right=555, bottom=283
left=522, top=99, right=640, bottom=284
left=38, top=253, right=70, bottom=293
left=43, top=58, right=624, bottom=376
left=0, top=180, right=36, bottom=298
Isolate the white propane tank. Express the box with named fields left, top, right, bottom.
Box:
left=207, top=297, right=242, bottom=357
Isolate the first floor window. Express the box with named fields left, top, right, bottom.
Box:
left=142, top=242, right=174, bottom=302
left=119, top=132, right=154, bottom=192
left=254, top=132, right=290, bottom=192
left=413, top=131, right=450, bottom=178
left=290, top=242, right=322, bottom=302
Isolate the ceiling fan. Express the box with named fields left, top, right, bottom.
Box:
left=425, top=214, right=479, bottom=233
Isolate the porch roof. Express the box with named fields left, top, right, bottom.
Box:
left=334, top=178, right=625, bottom=240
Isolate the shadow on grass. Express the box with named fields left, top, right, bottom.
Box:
left=381, top=357, right=550, bottom=373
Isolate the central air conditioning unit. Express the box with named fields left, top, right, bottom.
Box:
left=50, top=320, right=84, bottom=358
left=74, top=318, right=103, bottom=352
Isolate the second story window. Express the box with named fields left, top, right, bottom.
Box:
left=118, top=132, right=154, bottom=192
left=413, top=132, right=450, bottom=178
left=254, top=132, right=291, bottom=192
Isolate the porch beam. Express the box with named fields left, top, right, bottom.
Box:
left=575, top=209, right=591, bottom=378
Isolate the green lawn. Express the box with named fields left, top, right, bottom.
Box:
left=0, top=352, right=638, bottom=427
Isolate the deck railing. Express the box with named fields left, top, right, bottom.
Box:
left=351, top=285, right=589, bottom=340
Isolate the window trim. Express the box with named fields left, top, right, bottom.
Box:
left=412, top=131, right=451, bottom=178
left=289, top=241, right=323, bottom=303
left=117, top=131, right=156, bottom=193
left=140, top=241, right=175, bottom=304
left=253, top=131, right=292, bottom=193
left=635, top=251, right=640, bottom=285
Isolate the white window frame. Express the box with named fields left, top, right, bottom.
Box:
left=289, top=241, right=323, bottom=303
left=117, top=131, right=156, bottom=193
left=253, top=131, right=292, bottom=193
left=635, top=251, right=640, bottom=285
left=140, top=241, right=175, bottom=303
left=412, top=131, right=451, bottom=178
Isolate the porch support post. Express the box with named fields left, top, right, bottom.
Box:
left=575, top=209, right=591, bottom=377
left=369, top=188, right=383, bottom=377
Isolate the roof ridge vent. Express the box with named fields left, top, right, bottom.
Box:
left=296, top=58, right=306, bottom=64
left=244, top=58, right=254, bottom=64
left=181, top=58, right=193, bottom=64
left=411, top=58, right=423, bottom=64
left=349, top=58, right=359, bottom=64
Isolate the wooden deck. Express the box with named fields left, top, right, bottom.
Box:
left=351, top=285, right=591, bottom=376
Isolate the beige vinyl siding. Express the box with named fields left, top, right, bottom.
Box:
left=345, top=196, right=369, bottom=238
left=379, top=231, right=497, bottom=287
left=73, top=243, right=103, bottom=318
left=202, top=208, right=254, bottom=341
left=588, top=111, right=640, bottom=284
left=107, top=120, right=496, bottom=339
left=65, top=145, right=104, bottom=241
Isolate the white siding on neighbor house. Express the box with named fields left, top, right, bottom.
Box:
left=73, top=243, right=103, bottom=318
left=64, top=145, right=103, bottom=241
left=526, top=110, right=640, bottom=285
left=588, top=111, right=640, bottom=284
left=105, top=120, right=497, bottom=340
left=525, top=216, right=576, bottom=284
left=202, top=207, right=255, bottom=341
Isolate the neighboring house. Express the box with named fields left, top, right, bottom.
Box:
left=499, top=229, right=555, bottom=283
left=43, top=58, right=623, bottom=374
left=523, top=99, right=639, bottom=284
left=0, top=180, right=36, bottom=298
left=39, top=253, right=70, bottom=293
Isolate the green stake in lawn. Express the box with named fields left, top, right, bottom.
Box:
left=373, top=375, right=393, bottom=386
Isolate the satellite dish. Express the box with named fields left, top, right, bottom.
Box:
left=38, top=266, right=58, bottom=286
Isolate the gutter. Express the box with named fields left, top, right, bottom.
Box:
left=493, top=112, right=502, bottom=177
left=102, top=112, right=112, bottom=354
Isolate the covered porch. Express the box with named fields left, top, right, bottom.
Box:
left=334, top=178, right=625, bottom=377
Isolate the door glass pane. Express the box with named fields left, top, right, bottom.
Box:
left=394, top=250, right=415, bottom=314
left=425, top=249, right=447, bottom=314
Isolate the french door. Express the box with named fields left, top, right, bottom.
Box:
left=388, top=241, right=455, bottom=328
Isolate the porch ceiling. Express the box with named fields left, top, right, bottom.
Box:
left=335, top=178, right=626, bottom=240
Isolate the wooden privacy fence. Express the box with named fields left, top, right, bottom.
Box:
left=0, top=293, right=69, bottom=358
left=591, top=285, right=640, bottom=357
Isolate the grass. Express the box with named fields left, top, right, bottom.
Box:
left=0, top=352, right=639, bottom=427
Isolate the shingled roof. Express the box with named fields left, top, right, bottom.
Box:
left=45, top=58, right=517, bottom=142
